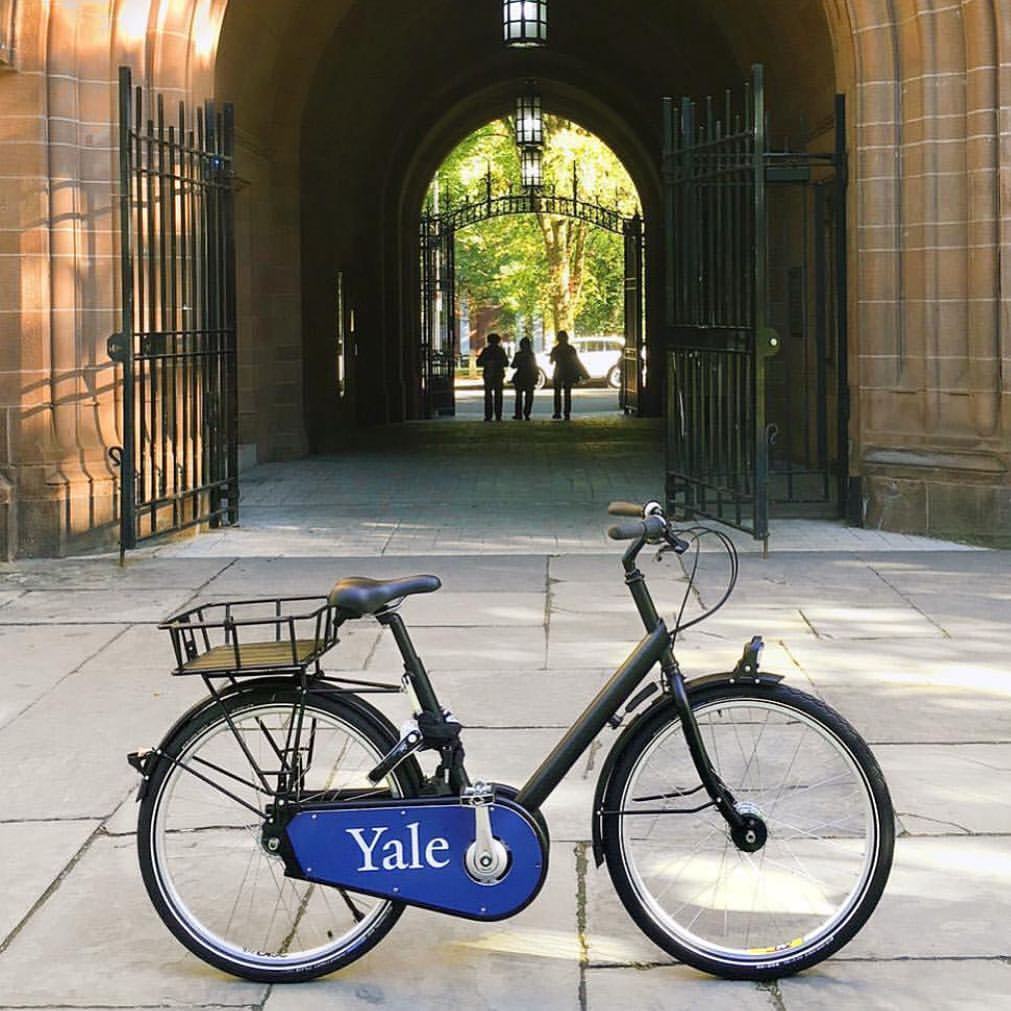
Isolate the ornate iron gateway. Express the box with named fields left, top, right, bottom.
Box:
left=419, top=188, right=644, bottom=417
left=663, top=64, right=848, bottom=542
left=109, top=67, right=239, bottom=552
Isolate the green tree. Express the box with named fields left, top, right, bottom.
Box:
left=429, top=116, right=638, bottom=339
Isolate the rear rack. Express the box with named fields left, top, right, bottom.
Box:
left=159, top=595, right=343, bottom=676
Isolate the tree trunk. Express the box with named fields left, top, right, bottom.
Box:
left=536, top=213, right=589, bottom=334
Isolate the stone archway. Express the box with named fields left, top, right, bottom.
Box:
left=394, top=85, right=660, bottom=427
left=2, top=0, right=1010, bottom=553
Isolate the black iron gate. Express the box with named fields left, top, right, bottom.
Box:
left=663, top=65, right=847, bottom=541
left=419, top=216, right=457, bottom=418
left=421, top=187, right=644, bottom=418
left=109, top=67, right=238, bottom=551
left=621, top=214, right=644, bottom=412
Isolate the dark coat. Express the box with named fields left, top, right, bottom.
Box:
left=510, top=347, right=539, bottom=390
left=476, top=344, right=509, bottom=385
left=549, top=343, right=589, bottom=386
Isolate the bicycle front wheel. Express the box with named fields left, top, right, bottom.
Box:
left=137, top=685, right=420, bottom=982
left=602, top=682, right=894, bottom=979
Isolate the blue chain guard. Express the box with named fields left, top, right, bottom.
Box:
left=284, top=793, right=548, bottom=921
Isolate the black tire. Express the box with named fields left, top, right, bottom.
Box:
left=606, top=364, right=622, bottom=389
left=137, top=684, right=421, bottom=982
left=601, top=682, right=894, bottom=980
left=535, top=368, right=547, bottom=389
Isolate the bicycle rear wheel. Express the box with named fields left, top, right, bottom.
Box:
left=602, top=682, right=894, bottom=979
left=137, top=684, right=419, bottom=982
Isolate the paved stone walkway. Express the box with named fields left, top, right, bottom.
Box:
left=0, top=412, right=1007, bottom=1009
left=153, top=407, right=975, bottom=559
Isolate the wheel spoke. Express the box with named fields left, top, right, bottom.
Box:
left=337, top=888, right=366, bottom=923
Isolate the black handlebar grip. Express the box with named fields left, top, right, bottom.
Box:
left=607, top=520, right=646, bottom=541
left=608, top=501, right=642, bottom=517
left=643, top=514, right=668, bottom=540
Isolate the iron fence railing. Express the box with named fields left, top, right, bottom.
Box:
left=109, top=66, right=238, bottom=551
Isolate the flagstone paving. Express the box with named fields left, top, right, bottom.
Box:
left=0, top=412, right=1006, bottom=1009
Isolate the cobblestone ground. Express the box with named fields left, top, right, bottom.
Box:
left=1, top=407, right=1007, bottom=1009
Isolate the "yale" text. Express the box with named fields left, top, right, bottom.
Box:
left=345, top=823, right=451, bottom=872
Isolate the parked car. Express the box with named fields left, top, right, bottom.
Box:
left=533, top=336, right=624, bottom=389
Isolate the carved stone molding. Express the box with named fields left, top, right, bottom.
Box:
left=864, top=448, right=1007, bottom=476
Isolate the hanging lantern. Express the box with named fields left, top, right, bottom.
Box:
left=520, top=146, right=543, bottom=189
left=503, top=0, right=547, bottom=48
left=515, top=91, right=543, bottom=147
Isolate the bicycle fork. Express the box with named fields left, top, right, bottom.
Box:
left=665, top=660, right=766, bottom=848
left=624, top=559, right=761, bottom=844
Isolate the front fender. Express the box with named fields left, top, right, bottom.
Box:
left=590, top=669, right=784, bottom=866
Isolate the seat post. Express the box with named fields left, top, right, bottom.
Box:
left=377, top=610, right=442, bottom=715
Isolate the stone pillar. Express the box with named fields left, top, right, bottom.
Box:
left=846, top=0, right=1010, bottom=542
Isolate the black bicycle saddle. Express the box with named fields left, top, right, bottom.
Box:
left=328, top=575, right=441, bottom=617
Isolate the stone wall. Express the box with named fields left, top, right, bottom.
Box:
left=847, top=0, right=1011, bottom=542
left=0, top=0, right=226, bottom=555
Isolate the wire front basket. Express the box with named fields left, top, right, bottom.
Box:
left=160, top=595, right=344, bottom=676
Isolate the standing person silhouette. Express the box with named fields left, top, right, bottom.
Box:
left=510, top=336, right=538, bottom=420
left=476, top=332, right=509, bottom=422
left=549, top=330, right=589, bottom=421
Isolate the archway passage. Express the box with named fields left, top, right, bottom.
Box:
left=202, top=0, right=854, bottom=551
left=211, top=0, right=840, bottom=449
left=106, top=3, right=845, bottom=550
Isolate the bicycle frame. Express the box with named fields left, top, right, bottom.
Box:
left=381, top=524, right=748, bottom=833
left=516, top=622, right=669, bottom=810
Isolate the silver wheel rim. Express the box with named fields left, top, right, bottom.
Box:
left=618, top=698, right=879, bottom=965
left=148, top=702, right=400, bottom=972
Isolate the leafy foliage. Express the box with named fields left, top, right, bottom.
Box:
left=428, top=117, right=639, bottom=340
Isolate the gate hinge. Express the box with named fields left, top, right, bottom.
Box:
left=107, top=332, right=130, bottom=363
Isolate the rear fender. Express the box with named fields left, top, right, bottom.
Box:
left=130, top=677, right=417, bottom=800
left=590, top=669, right=784, bottom=866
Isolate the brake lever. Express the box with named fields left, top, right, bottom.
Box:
left=655, top=532, right=691, bottom=562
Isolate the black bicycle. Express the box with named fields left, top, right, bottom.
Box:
left=127, top=500, right=894, bottom=983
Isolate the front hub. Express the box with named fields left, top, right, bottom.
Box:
left=730, top=801, right=768, bottom=853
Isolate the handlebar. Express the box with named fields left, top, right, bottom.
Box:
left=607, top=515, right=667, bottom=542
left=606, top=498, right=740, bottom=640
left=607, top=501, right=643, bottom=518
left=606, top=500, right=691, bottom=555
